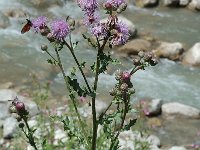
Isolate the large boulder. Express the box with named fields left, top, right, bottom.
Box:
left=182, top=42, right=200, bottom=66
left=162, top=102, right=200, bottom=119
left=118, top=39, right=152, bottom=55
left=136, top=0, right=159, bottom=7
left=163, top=0, right=180, bottom=6
left=3, top=117, right=18, bottom=139
left=188, top=0, right=200, bottom=11
left=154, top=42, right=184, bottom=60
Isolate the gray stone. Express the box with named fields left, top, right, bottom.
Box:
left=3, top=117, right=18, bottom=139
left=182, top=42, right=200, bottom=66
left=154, top=42, right=184, bottom=60
left=146, top=135, right=161, bottom=147
left=118, top=39, right=151, bottom=55
left=169, top=146, right=187, bottom=150
left=0, top=102, right=10, bottom=120
left=0, top=11, right=10, bottom=28
left=179, top=0, right=190, bottom=6
left=162, top=102, right=200, bottom=119
left=188, top=0, right=200, bottom=10
left=164, top=0, right=180, bottom=6
left=141, top=0, right=159, bottom=7
left=148, top=99, right=163, bottom=116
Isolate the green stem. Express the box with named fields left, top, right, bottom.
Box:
left=54, top=47, right=89, bottom=146
left=109, top=93, right=128, bottom=150
left=63, top=40, right=92, bottom=94
left=22, top=116, right=38, bottom=150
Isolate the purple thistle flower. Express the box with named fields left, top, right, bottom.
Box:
left=105, top=0, right=125, bottom=8
left=77, top=0, right=98, bottom=15
left=50, top=19, right=70, bottom=41
left=111, top=21, right=129, bottom=45
left=32, top=16, right=47, bottom=32
left=90, top=23, right=107, bottom=38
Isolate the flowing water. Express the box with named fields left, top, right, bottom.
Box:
left=0, top=0, right=200, bottom=147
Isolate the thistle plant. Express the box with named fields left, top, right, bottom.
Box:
left=13, top=0, right=158, bottom=149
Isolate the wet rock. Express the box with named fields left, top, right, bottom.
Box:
left=164, top=0, right=180, bottom=6
left=179, top=0, right=190, bottom=6
left=101, top=16, right=137, bottom=38
left=182, top=42, right=200, bottom=66
left=154, top=42, right=184, bottom=60
left=3, top=117, right=17, bottom=139
left=137, top=0, right=159, bottom=7
left=140, top=99, right=162, bottom=117
left=188, top=0, right=200, bottom=11
left=162, top=102, right=200, bottom=119
left=118, top=39, right=152, bottom=55
left=169, top=146, right=187, bottom=150
left=0, top=11, right=10, bottom=28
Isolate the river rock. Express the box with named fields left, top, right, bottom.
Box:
left=182, top=42, right=200, bottom=66
left=3, top=117, right=18, bottom=139
left=30, top=0, right=60, bottom=8
left=179, top=0, right=190, bottom=6
left=101, top=16, right=137, bottom=38
left=154, top=42, right=184, bottom=60
left=4, top=9, right=27, bottom=18
left=0, top=11, right=10, bottom=28
left=169, top=146, right=187, bottom=150
left=162, top=102, right=200, bottom=119
left=118, top=39, right=152, bottom=55
left=0, top=89, right=40, bottom=117
left=137, top=0, right=159, bottom=7
left=188, top=0, right=200, bottom=11
left=163, top=0, right=180, bottom=6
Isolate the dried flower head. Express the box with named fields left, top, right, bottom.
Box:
left=50, top=19, right=70, bottom=41
left=32, top=16, right=48, bottom=32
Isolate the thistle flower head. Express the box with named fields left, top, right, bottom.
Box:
left=111, top=21, right=129, bottom=45
left=105, top=0, right=125, bottom=9
left=122, top=71, right=131, bottom=82
left=77, top=0, right=98, bottom=15
left=50, top=19, right=70, bottom=41
left=90, top=23, right=107, bottom=38
left=32, top=16, right=48, bottom=32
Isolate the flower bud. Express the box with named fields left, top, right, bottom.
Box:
left=115, top=70, right=122, bottom=81
left=41, top=44, right=48, bottom=51
left=9, top=105, right=17, bottom=113
left=132, top=57, right=141, bottom=66
left=19, top=122, right=25, bottom=128
left=15, top=102, right=26, bottom=114
left=104, top=2, right=112, bottom=10
left=122, top=71, right=131, bottom=82
left=138, top=51, right=145, bottom=58
left=47, top=33, right=55, bottom=42
left=120, top=83, right=128, bottom=92
left=150, top=57, right=158, bottom=66
left=128, top=88, right=135, bottom=95
left=40, top=27, right=50, bottom=36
